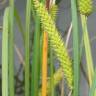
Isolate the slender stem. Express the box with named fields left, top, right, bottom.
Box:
left=42, top=32, right=48, bottom=96
left=2, top=7, right=9, bottom=96
left=50, top=47, right=54, bottom=96
left=49, top=0, right=55, bottom=96
left=41, top=1, right=49, bottom=95
left=31, top=0, right=45, bottom=96
left=81, top=14, right=94, bottom=86
left=25, top=0, right=31, bottom=95
left=31, top=14, right=40, bottom=96
left=41, top=1, right=49, bottom=96
left=71, top=0, right=80, bottom=95
left=9, top=0, right=15, bottom=96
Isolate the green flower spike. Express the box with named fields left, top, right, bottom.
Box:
left=49, top=4, right=58, bottom=21
left=32, top=0, right=73, bottom=89
left=78, top=0, right=93, bottom=16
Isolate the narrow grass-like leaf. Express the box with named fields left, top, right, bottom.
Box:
left=81, top=14, right=94, bottom=85
left=25, top=0, right=31, bottom=95
left=9, top=0, right=15, bottom=96
left=31, top=0, right=45, bottom=95
left=31, top=14, right=40, bottom=96
left=80, top=15, right=96, bottom=96
left=31, top=0, right=41, bottom=95
left=49, top=46, right=54, bottom=96
left=2, top=7, right=9, bottom=96
left=71, top=0, right=80, bottom=95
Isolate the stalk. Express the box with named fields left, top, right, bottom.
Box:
left=71, top=0, right=80, bottom=95
left=50, top=47, right=54, bottom=96
left=2, top=7, right=9, bottom=96
left=42, top=31, right=48, bottom=96
left=25, top=0, right=31, bottom=95
left=9, top=0, right=15, bottom=95
left=80, top=14, right=94, bottom=86
left=31, top=3, right=40, bottom=96
left=41, top=1, right=49, bottom=96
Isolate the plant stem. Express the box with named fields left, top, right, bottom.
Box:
left=71, top=0, right=80, bottom=95
left=31, top=14, right=40, bottom=96
left=42, top=32, right=48, bottom=96
left=25, top=0, right=31, bottom=95
left=80, top=14, right=94, bottom=86
left=2, top=7, right=9, bottom=96
left=9, top=0, right=15, bottom=96
left=41, top=1, right=49, bottom=96
left=50, top=48, right=54, bottom=96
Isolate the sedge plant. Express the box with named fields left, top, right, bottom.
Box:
left=32, top=0, right=73, bottom=90
left=78, top=0, right=94, bottom=86
left=1, top=0, right=96, bottom=96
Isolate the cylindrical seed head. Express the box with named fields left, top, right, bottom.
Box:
left=78, top=0, right=93, bottom=16
left=33, top=0, right=73, bottom=89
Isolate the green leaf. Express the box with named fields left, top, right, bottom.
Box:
left=25, top=0, right=32, bottom=95
left=2, top=7, right=9, bottom=96
left=49, top=46, right=54, bottom=96
left=71, top=0, right=80, bottom=95
left=81, top=14, right=94, bottom=85
left=9, top=0, right=15, bottom=96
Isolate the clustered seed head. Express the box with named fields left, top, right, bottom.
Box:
left=78, top=0, right=93, bottom=16
left=49, top=4, right=58, bottom=21
left=33, top=0, right=73, bottom=89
